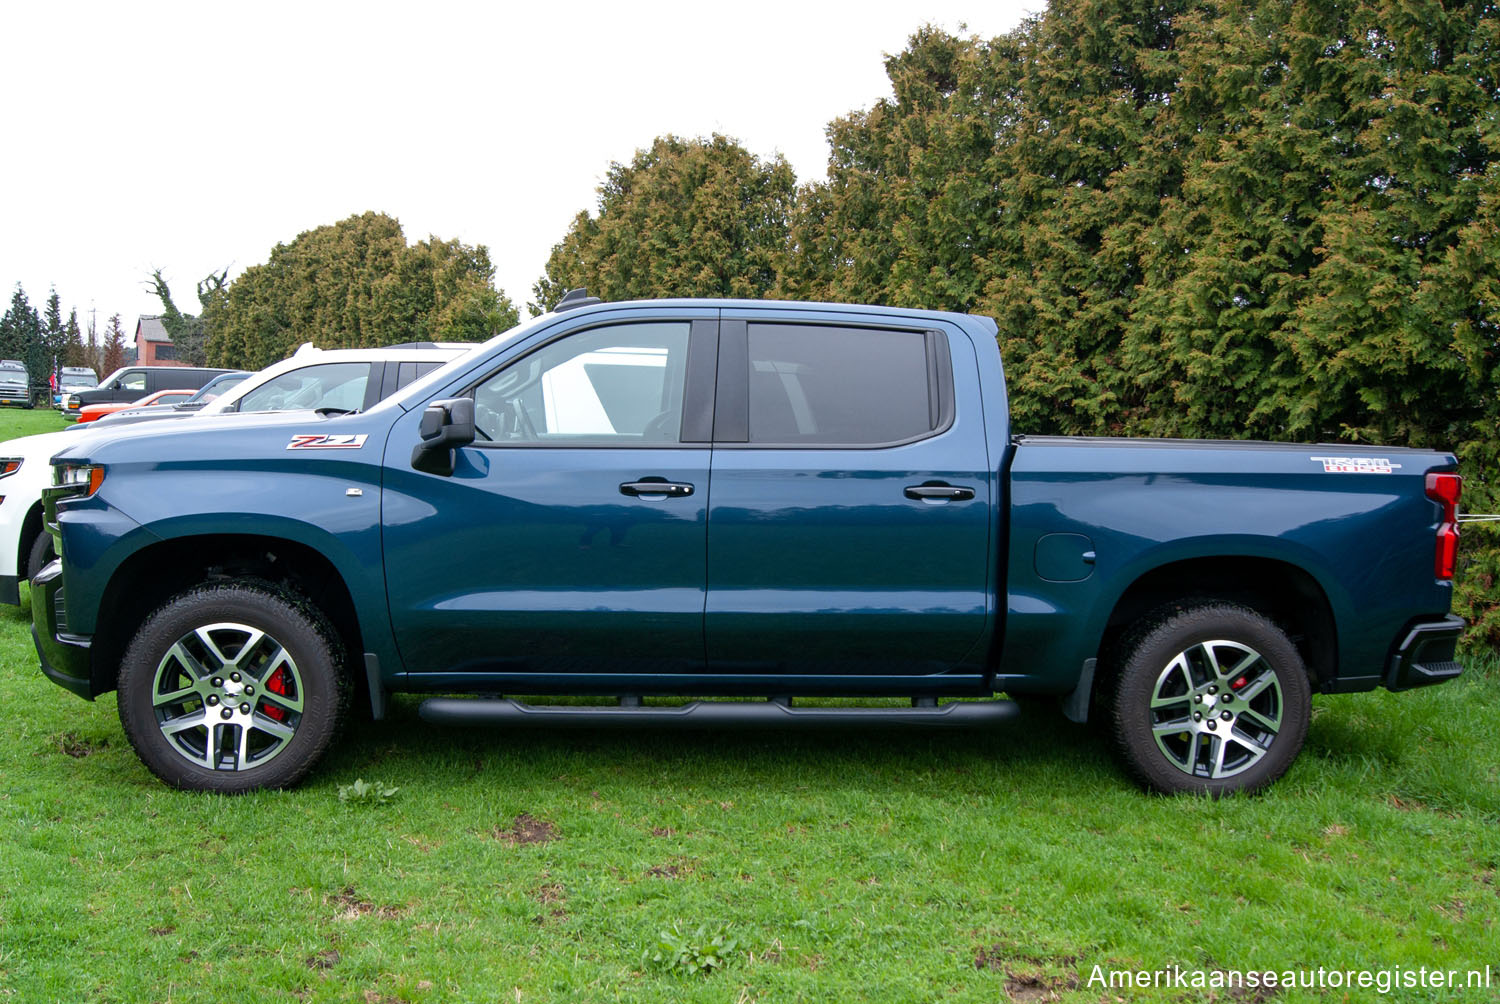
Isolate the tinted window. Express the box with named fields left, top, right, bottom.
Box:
left=396, top=360, right=443, bottom=388
left=235, top=362, right=372, bottom=413
left=474, top=322, right=690, bottom=444
left=746, top=325, right=934, bottom=445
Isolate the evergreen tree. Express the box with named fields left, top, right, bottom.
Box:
left=0, top=285, right=39, bottom=360
left=64, top=309, right=83, bottom=366
left=40, top=289, right=64, bottom=397
left=205, top=213, right=517, bottom=369
left=531, top=134, right=796, bottom=314
left=101, top=314, right=126, bottom=375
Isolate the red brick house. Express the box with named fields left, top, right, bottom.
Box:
left=135, top=316, right=185, bottom=366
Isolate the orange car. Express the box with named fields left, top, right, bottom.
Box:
left=75, top=389, right=196, bottom=424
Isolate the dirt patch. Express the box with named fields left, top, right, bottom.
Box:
left=973, top=944, right=1080, bottom=1002
left=1386, top=794, right=1427, bottom=812
left=304, top=949, right=340, bottom=970
left=147, top=925, right=175, bottom=936
left=494, top=813, right=558, bottom=846
left=1322, top=824, right=1350, bottom=838
left=1002, top=971, right=1078, bottom=1003
left=325, top=886, right=404, bottom=920
left=1226, top=982, right=1279, bottom=1003
left=646, top=856, right=700, bottom=879
left=650, top=826, right=676, bottom=837
left=534, top=882, right=566, bottom=905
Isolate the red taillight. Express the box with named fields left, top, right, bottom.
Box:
left=1425, top=472, right=1462, bottom=580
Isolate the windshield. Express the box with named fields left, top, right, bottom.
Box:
left=185, top=374, right=248, bottom=404
left=230, top=362, right=372, bottom=413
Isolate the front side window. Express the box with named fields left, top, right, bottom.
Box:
left=234, top=362, right=371, bottom=413
left=746, top=324, right=936, bottom=445
left=473, top=322, right=691, bottom=444
left=120, top=371, right=146, bottom=392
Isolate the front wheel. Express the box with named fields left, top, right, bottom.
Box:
left=1109, top=603, right=1311, bottom=796
left=117, top=582, right=349, bottom=793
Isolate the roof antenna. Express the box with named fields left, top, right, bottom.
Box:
left=554, top=288, right=602, bottom=311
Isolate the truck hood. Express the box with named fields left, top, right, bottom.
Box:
left=48, top=409, right=388, bottom=467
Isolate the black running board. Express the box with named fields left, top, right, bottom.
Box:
left=418, top=697, right=1020, bottom=729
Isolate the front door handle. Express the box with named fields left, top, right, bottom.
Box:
left=904, top=483, right=975, bottom=502
left=620, top=480, right=694, bottom=499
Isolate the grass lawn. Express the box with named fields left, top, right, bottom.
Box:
left=0, top=412, right=1496, bottom=1002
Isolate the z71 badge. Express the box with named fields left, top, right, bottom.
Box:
left=1309, top=456, right=1402, bottom=474
left=287, top=434, right=368, bottom=450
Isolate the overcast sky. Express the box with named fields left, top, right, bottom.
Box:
left=2, top=1, right=1033, bottom=337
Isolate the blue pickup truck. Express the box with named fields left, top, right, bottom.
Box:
left=32, top=294, right=1465, bottom=796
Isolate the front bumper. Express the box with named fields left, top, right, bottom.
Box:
left=1384, top=614, right=1465, bottom=691
left=31, top=558, right=94, bottom=700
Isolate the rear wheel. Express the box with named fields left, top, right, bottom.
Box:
left=1109, top=603, right=1310, bottom=796
left=117, top=582, right=349, bottom=792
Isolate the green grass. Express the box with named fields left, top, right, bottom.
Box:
left=0, top=405, right=71, bottom=439
left=1, top=412, right=1497, bottom=1002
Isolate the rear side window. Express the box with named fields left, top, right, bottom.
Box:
left=746, top=324, right=939, bottom=446
left=395, top=361, right=443, bottom=388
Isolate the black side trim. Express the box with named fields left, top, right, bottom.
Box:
left=0, top=573, right=18, bottom=606
left=681, top=320, right=719, bottom=443
left=714, top=319, right=749, bottom=443
left=1384, top=615, right=1465, bottom=691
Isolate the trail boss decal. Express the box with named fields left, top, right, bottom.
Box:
left=1310, top=456, right=1402, bottom=474
left=287, top=433, right=368, bottom=450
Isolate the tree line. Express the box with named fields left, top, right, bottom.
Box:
left=0, top=286, right=127, bottom=401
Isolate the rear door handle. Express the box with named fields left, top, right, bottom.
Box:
left=620, top=480, right=694, bottom=499
left=904, top=483, right=975, bottom=502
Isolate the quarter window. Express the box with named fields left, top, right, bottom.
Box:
left=746, top=324, right=936, bottom=445
left=474, top=322, right=691, bottom=444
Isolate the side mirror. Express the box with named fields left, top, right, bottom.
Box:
left=411, top=397, right=476, bottom=476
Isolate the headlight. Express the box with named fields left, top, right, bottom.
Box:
left=54, top=463, right=105, bottom=495
left=0, top=458, right=19, bottom=478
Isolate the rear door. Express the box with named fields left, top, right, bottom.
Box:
left=704, top=313, right=993, bottom=677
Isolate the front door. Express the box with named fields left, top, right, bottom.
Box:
left=384, top=318, right=716, bottom=678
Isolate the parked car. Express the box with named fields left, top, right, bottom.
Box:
left=63, top=366, right=233, bottom=417
left=75, top=389, right=196, bottom=424
left=79, top=371, right=253, bottom=429
left=0, top=343, right=477, bottom=601
left=0, top=360, right=29, bottom=408
left=31, top=294, right=1465, bottom=796
left=52, top=367, right=99, bottom=409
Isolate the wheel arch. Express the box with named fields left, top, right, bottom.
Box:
left=1094, top=555, right=1337, bottom=696
left=88, top=533, right=369, bottom=702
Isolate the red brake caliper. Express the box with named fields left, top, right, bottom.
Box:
left=1230, top=675, right=1248, bottom=692
left=262, top=667, right=290, bottom=721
